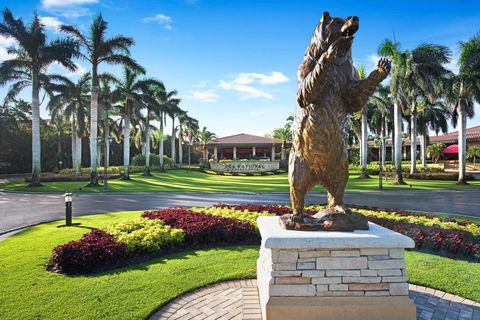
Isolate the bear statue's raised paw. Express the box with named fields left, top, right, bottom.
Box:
left=376, top=57, right=391, bottom=74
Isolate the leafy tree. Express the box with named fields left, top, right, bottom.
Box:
left=61, top=14, right=142, bottom=186
left=0, top=9, right=79, bottom=185
left=426, top=143, right=445, bottom=163
left=368, top=85, right=393, bottom=169
left=467, top=146, right=480, bottom=168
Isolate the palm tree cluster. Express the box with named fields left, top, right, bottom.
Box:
left=350, top=33, right=480, bottom=185
left=0, top=9, right=205, bottom=186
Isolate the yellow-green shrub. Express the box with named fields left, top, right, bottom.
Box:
left=191, top=207, right=274, bottom=227
left=106, top=218, right=184, bottom=254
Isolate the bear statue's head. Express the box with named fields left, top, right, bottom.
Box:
left=298, top=12, right=359, bottom=82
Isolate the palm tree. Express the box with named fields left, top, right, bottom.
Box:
left=177, top=112, right=198, bottom=165
left=379, top=38, right=408, bottom=184
left=155, top=89, right=180, bottom=170
left=98, top=78, right=118, bottom=171
left=142, top=83, right=164, bottom=175
left=447, top=33, right=480, bottom=184
left=61, top=14, right=142, bottom=186
left=467, top=146, right=480, bottom=169
left=197, top=127, right=217, bottom=162
left=0, top=9, right=79, bottom=186
left=273, top=124, right=292, bottom=161
left=47, top=73, right=90, bottom=176
left=354, top=65, right=371, bottom=178
left=111, top=67, right=161, bottom=179
left=368, top=85, right=393, bottom=169
left=416, top=100, right=449, bottom=167
left=403, top=44, right=451, bottom=173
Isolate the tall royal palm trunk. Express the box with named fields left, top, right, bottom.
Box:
left=159, top=112, right=165, bottom=171
left=420, top=130, right=427, bottom=168
left=89, top=68, right=99, bottom=186
left=123, top=103, right=131, bottom=179
left=30, top=71, right=41, bottom=186
left=75, top=132, right=82, bottom=177
left=105, top=122, right=110, bottom=170
left=144, top=110, right=151, bottom=175
left=178, top=129, right=183, bottom=165
left=457, top=98, right=467, bottom=184
left=71, top=117, right=76, bottom=171
left=281, top=140, right=286, bottom=160
left=381, top=116, right=386, bottom=169
left=410, top=112, right=417, bottom=174
left=360, top=111, right=369, bottom=178
left=171, top=117, right=176, bottom=165
left=393, top=101, right=405, bottom=184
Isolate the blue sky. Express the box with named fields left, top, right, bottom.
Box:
left=1, top=0, right=480, bottom=137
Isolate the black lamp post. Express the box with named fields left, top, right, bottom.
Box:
left=64, top=192, right=72, bottom=226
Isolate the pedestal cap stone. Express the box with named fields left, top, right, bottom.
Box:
left=258, top=216, right=415, bottom=250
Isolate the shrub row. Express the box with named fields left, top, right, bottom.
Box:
left=349, top=163, right=444, bottom=175
left=367, top=216, right=480, bottom=260
left=49, top=209, right=259, bottom=274
left=131, top=154, right=174, bottom=169
left=203, top=170, right=286, bottom=176
left=25, top=173, right=121, bottom=183
left=384, top=172, right=475, bottom=181
left=142, top=208, right=259, bottom=245
left=210, top=204, right=480, bottom=260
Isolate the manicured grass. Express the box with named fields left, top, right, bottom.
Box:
left=0, top=210, right=479, bottom=320
left=406, top=251, right=480, bottom=301
left=0, top=211, right=257, bottom=320
left=2, top=170, right=479, bottom=193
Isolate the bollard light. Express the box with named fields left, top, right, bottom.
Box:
left=64, top=192, right=73, bottom=226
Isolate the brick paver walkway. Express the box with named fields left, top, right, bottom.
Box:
left=150, top=280, right=480, bottom=320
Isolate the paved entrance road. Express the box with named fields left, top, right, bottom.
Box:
left=1, top=190, right=479, bottom=235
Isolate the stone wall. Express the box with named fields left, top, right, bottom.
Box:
left=258, top=246, right=409, bottom=298
left=210, top=161, right=280, bottom=173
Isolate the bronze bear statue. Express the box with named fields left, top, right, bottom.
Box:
left=282, top=12, right=391, bottom=231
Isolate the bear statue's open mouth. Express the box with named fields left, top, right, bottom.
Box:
left=341, top=20, right=359, bottom=38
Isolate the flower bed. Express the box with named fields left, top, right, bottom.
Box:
left=48, top=204, right=480, bottom=274
left=142, top=208, right=258, bottom=245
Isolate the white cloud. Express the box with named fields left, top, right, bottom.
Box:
left=217, top=71, right=289, bottom=100
left=40, top=16, right=63, bottom=33
left=188, top=90, right=219, bottom=103
left=142, top=14, right=173, bottom=30
left=0, top=36, right=17, bottom=62
left=233, top=72, right=289, bottom=85
left=218, top=80, right=274, bottom=100
left=42, top=0, right=98, bottom=9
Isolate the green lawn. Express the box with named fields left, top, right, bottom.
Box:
left=0, top=211, right=479, bottom=319
left=2, top=170, right=480, bottom=193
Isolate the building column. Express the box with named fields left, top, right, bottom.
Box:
left=252, top=146, right=256, bottom=157
left=214, top=146, right=218, bottom=160
left=233, top=146, right=237, bottom=160
left=271, top=145, right=275, bottom=161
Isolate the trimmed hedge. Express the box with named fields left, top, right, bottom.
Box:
left=25, top=173, right=121, bottom=183
left=384, top=172, right=475, bottom=181
left=349, top=163, right=444, bottom=175
left=131, top=154, right=174, bottom=169
left=142, top=208, right=259, bottom=245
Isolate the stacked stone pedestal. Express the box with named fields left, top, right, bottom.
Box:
left=257, top=216, right=416, bottom=320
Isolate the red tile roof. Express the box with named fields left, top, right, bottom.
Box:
left=208, top=133, right=282, bottom=145
left=367, top=125, right=480, bottom=147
